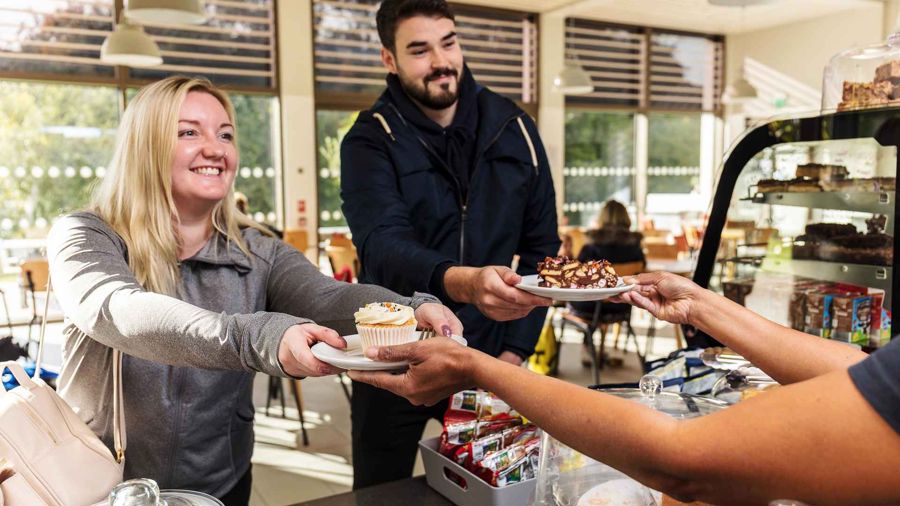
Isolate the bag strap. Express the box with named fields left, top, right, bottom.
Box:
left=35, top=278, right=126, bottom=464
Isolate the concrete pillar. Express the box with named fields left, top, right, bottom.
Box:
left=277, top=0, right=319, bottom=262
left=537, top=12, right=567, bottom=222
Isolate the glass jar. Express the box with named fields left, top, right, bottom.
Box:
left=822, top=18, right=900, bottom=112
left=109, top=478, right=224, bottom=506
left=534, top=375, right=729, bottom=505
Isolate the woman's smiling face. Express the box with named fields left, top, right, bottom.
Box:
left=170, top=90, right=237, bottom=215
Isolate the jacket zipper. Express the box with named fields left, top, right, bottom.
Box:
left=0, top=429, right=62, bottom=505
left=459, top=114, right=522, bottom=263
left=384, top=104, right=523, bottom=264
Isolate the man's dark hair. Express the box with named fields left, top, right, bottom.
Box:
left=376, top=0, right=456, bottom=53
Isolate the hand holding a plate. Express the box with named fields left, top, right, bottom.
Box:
left=348, top=336, right=482, bottom=406
left=444, top=265, right=552, bottom=321
left=278, top=323, right=349, bottom=377
left=614, top=272, right=703, bottom=325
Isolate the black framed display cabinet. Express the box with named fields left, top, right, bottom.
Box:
left=687, top=107, right=900, bottom=349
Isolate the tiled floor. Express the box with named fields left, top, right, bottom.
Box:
left=248, top=314, right=681, bottom=506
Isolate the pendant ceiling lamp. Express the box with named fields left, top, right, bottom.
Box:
left=100, top=17, right=163, bottom=67
left=554, top=18, right=593, bottom=95
left=125, top=0, right=208, bottom=25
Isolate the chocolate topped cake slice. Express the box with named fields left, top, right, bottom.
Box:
left=537, top=256, right=618, bottom=289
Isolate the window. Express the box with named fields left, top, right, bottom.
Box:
left=563, top=110, right=634, bottom=227
left=0, top=81, right=119, bottom=241
left=0, top=1, right=277, bottom=90
left=647, top=112, right=701, bottom=195
left=313, top=0, right=538, bottom=105
left=564, top=19, right=724, bottom=112
left=0, top=1, right=281, bottom=243
left=231, top=94, right=279, bottom=225
left=316, top=110, right=358, bottom=232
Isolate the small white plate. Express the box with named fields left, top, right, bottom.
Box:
left=311, top=332, right=468, bottom=371
left=516, top=274, right=635, bottom=302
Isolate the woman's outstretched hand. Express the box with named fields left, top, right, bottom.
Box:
left=348, top=337, right=478, bottom=406
left=614, top=271, right=704, bottom=325
left=278, top=323, right=347, bottom=377
left=414, top=302, right=464, bottom=337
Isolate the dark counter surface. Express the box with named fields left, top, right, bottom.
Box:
left=290, top=476, right=453, bottom=506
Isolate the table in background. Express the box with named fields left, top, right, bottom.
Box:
left=290, top=477, right=452, bottom=506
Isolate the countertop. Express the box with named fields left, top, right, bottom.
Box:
left=289, top=476, right=453, bottom=506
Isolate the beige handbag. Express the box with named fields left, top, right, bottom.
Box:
left=0, top=280, right=125, bottom=505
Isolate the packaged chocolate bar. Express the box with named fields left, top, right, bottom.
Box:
left=473, top=436, right=540, bottom=486
left=805, top=291, right=835, bottom=338
left=831, top=294, right=872, bottom=345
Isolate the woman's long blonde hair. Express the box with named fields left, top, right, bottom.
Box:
left=92, top=76, right=265, bottom=295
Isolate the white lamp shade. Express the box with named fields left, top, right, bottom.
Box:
left=101, top=22, right=163, bottom=67
left=125, top=0, right=207, bottom=25
left=554, top=64, right=594, bottom=95
left=721, top=76, right=758, bottom=104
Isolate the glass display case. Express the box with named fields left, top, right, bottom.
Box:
left=688, top=107, right=900, bottom=349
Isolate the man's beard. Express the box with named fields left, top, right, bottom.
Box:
left=399, top=66, right=459, bottom=110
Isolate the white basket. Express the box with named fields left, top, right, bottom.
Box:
left=418, top=437, right=536, bottom=506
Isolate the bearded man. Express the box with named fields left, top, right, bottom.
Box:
left=339, top=0, right=560, bottom=488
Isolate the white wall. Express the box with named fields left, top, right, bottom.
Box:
left=726, top=3, right=884, bottom=101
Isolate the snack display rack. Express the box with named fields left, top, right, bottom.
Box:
left=688, top=106, right=900, bottom=348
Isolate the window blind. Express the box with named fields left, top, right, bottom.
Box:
left=313, top=0, right=537, bottom=104
left=565, top=18, right=723, bottom=112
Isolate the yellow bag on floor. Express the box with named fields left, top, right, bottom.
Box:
left=527, top=309, right=559, bottom=376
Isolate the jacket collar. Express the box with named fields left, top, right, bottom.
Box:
left=184, top=231, right=252, bottom=273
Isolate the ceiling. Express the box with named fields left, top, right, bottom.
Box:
left=453, top=0, right=879, bottom=34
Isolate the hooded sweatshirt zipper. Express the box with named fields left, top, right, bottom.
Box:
left=382, top=104, right=522, bottom=264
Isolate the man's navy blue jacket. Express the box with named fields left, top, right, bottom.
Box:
left=340, top=84, right=560, bottom=359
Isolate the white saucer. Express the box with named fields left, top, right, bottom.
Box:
left=311, top=332, right=468, bottom=371
left=516, top=274, right=635, bottom=302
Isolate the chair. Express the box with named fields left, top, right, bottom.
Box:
left=265, top=377, right=310, bottom=446
left=643, top=241, right=680, bottom=261
left=283, top=229, right=309, bottom=254
left=326, top=244, right=360, bottom=281
left=558, top=261, right=646, bottom=385
left=328, top=233, right=354, bottom=249
left=19, top=258, right=49, bottom=347
left=557, top=227, right=587, bottom=259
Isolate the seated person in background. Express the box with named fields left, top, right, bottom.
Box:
left=351, top=272, right=900, bottom=505
left=569, top=200, right=645, bottom=365
left=47, top=76, right=461, bottom=506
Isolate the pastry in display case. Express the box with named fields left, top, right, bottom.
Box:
left=689, top=106, right=899, bottom=350
left=822, top=14, right=900, bottom=112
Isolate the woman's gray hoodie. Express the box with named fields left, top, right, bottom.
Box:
left=46, top=212, right=436, bottom=496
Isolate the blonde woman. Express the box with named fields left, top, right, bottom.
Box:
left=47, top=76, right=461, bottom=505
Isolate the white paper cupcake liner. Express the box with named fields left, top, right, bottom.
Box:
left=357, top=324, right=418, bottom=354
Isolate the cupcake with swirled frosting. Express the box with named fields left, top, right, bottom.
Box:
left=354, top=302, right=418, bottom=353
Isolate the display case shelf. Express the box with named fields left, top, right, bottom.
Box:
left=689, top=107, right=900, bottom=348
left=760, top=258, right=892, bottom=305
left=743, top=191, right=895, bottom=216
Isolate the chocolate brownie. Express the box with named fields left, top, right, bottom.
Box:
left=795, top=163, right=848, bottom=181
left=804, top=223, right=858, bottom=240
left=875, top=60, right=900, bottom=85
left=536, top=256, right=618, bottom=289
left=819, top=233, right=893, bottom=266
